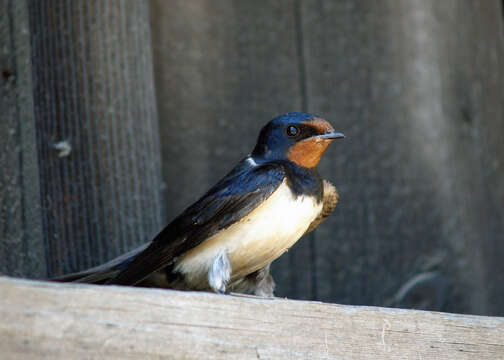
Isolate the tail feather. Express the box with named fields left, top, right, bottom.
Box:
left=52, top=243, right=149, bottom=284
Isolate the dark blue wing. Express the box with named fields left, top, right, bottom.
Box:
left=109, top=159, right=285, bottom=286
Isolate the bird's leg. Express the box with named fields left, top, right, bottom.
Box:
left=252, top=264, right=275, bottom=297
left=228, top=264, right=275, bottom=297
left=208, top=252, right=231, bottom=294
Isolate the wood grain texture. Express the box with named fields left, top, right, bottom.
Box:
left=1, top=276, right=503, bottom=360
left=300, top=0, right=504, bottom=315
left=0, top=0, right=45, bottom=278
left=27, top=0, right=163, bottom=276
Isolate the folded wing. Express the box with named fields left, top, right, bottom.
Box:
left=108, top=162, right=286, bottom=286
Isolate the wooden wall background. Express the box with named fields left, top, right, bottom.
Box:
left=0, top=0, right=163, bottom=276
left=1, top=0, right=503, bottom=316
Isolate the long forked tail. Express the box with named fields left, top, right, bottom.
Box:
left=52, top=243, right=149, bottom=284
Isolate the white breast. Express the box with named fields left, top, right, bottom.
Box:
left=175, top=179, right=322, bottom=285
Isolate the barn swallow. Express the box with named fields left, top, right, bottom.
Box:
left=55, top=112, right=344, bottom=296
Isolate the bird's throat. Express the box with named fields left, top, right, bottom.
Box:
left=287, top=138, right=332, bottom=168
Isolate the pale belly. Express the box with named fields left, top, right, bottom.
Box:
left=174, top=179, right=322, bottom=287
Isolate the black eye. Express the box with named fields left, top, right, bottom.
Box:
left=286, top=125, right=300, bottom=137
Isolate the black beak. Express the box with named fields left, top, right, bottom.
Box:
left=313, top=131, right=345, bottom=140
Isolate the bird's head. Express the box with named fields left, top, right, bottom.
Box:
left=252, top=112, right=344, bottom=168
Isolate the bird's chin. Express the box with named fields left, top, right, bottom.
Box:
left=288, top=138, right=332, bottom=168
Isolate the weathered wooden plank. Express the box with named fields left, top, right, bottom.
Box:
left=0, top=0, right=45, bottom=278
left=149, top=0, right=317, bottom=299
left=1, top=276, right=503, bottom=359
left=300, top=0, right=504, bottom=314
left=26, top=0, right=163, bottom=276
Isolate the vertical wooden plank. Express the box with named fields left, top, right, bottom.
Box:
left=150, top=0, right=318, bottom=298
left=0, top=0, right=45, bottom=278
left=451, top=0, right=504, bottom=315
left=300, top=0, right=504, bottom=315
left=27, top=0, right=163, bottom=277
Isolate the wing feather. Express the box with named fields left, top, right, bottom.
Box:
left=108, top=162, right=285, bottom=286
